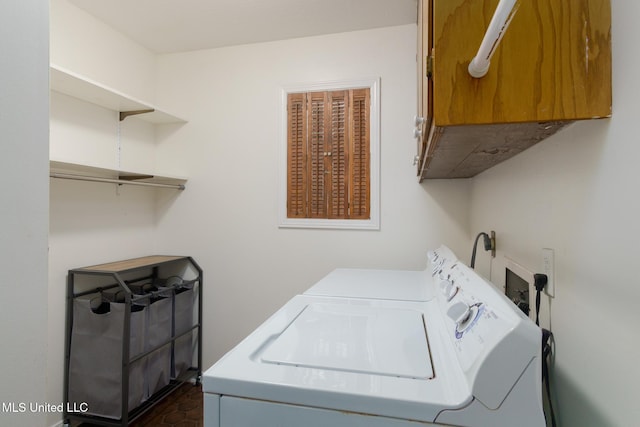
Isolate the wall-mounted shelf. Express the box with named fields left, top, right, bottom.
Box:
left=50, top=64, right=189, bottom=190
left=50, top=64, right=187, bottom=124
left=50, top=161, right=187, bottom=190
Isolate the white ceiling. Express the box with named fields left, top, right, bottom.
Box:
left=69, top=0, right=418, bottom=54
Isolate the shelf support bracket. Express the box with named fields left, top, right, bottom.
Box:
left=120, top=109, right=155, bottom=121
left=119, top=174, right=155, bottom=181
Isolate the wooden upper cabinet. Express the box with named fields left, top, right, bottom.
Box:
left=417, top=0, right=612, bottom=179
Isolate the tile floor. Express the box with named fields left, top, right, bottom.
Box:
left=77, top=383, right=203, bottom=427
left=131, top=383, right=202, bottom=427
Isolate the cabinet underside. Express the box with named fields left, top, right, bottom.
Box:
left=420, top=121, right=571, bottom=179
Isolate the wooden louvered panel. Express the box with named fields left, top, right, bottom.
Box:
left=350, top=89, right=370, bottom=219
left=287, top=93, right=307, bottom=218
left=308, top=92, right=327, bottom=218
left=286, top=88, right=371, bottom=221
left=328, top=91, right=348, bottom=218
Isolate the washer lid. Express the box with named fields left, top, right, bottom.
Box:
left=305, top=268, right=434, bottom=301
left=261, top=302, right=434, bottom=379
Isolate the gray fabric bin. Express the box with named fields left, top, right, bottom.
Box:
left=68, top=297, right=146, bottom=420
left=129, top=284, right=172, bottom=399
left=172, top=281, right=196, bottom=379
left=145, top=296, right=172, bottom=396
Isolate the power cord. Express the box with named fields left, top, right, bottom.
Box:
left=533, top=274, right=546, bottom=327
left=470, top=232, right=494, bottom=268
left=534, top=273, right=556, bottom=427
left=541, top=329, right=556, bottom=427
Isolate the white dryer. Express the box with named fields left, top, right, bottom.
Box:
left=305, top=267, right=434, bottom=301
left=203, top=246, right=545, bottom=426
left=304, top=245, right=458, bottom=301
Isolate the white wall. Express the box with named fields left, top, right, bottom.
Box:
left=154, top=25, right=471, bottom=366
left=470, top=2, right=639, bottom=426
left=50, top=0, right=157, bottom=103
left=0, top=1, right=50, bottom=426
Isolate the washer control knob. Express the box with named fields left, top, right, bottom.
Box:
left=447, top=302, right=472, bottom=327
left=438, top=267, right=452, bottom=280
left=439, top=280, right=450, bottom=293
left=446, top=284, right=459, bottom=301
left=439, top=280, right=459, bottom=301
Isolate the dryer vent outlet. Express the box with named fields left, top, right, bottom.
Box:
left=504, top=257, right=536, bottom=320
left=505, top=269, right=532, bottom=317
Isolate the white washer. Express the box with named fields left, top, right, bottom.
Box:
left=203, top=246, right=545, bottom=427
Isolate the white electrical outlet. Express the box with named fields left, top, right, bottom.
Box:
left=542, top=248, right=555, bottom=298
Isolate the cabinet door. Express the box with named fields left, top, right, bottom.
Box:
left=416, top=0, right=433, bottom=176
left=432, top=0, right=611, bottom=126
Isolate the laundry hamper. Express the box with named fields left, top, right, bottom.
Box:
left=63, top=255, right=202, bottom=427
left=68, top=295, right=146, bottom=419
